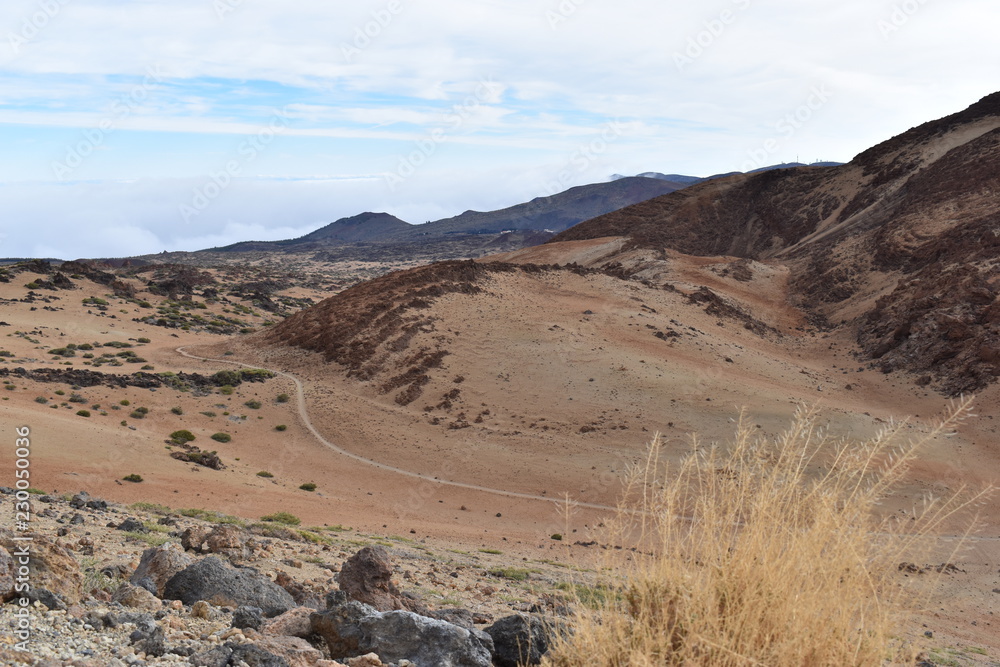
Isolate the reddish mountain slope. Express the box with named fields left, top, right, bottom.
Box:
left=551, top=92, right=1000, bottom=394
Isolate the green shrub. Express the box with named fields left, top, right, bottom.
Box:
left=261, top=512, right=300, bottom=526
left=170, top=429, right=196, bottom=444
left=34, top=396, right=48, bottom=404
left=137, top=337, right=151, bottom=344
left=299, top=483, right=317, bottom=492
left=210, top=432, right=231, bottom=443
left=119, top=399, right=130, bottom=406
left=76, top=410, right=91, bottom=417
left=129, top=410, right=147, bottom=420
left=171, top=406, right=184, bottom=415
left=25, top=282, right=39, bottom=289
left=83, top=297, right=109, bottom=306
left=219, top=385, right=234, bottom=395
left=244, top=400, right=262, bottom=410
left=276, top=393, right=290, bottom=403
left=256, top=471, right=274, bottom=478
left=123, top=474, right=143, bottom=483
left=68, top=393, right=87, bottom=403
left=275, top=424, right=288, bottom=432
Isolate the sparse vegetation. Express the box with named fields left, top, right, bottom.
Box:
left=256, top=471, right=274, bottom=478
left=76, top=409, right=91, bottom=417
left=276, top=393, right=290, bottom=403
left=171, top=406, right=183, bottom=415
left=210, top=432, right=231, bottom=443
left=299, top=482, right=317, bottom=492
left=123, top=474, right=144, bottom=483
left=244, top=399, right=262, bottom=409
left=275, top=424, right=287, bottom=431
left=261, top=512, right=301, bottom=526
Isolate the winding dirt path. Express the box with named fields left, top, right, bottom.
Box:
left=175, top=346, right=1000, bottom=545
left=176, top=346, right=619, bottom=513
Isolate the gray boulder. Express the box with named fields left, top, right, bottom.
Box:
left=163, top=556, right=295, bottom=617
left=310, top=599, right=379, bottom=659
left=485, top=614, right=554, bottom=667
left=231, top=605, right=265, bottom=631
left=358, top=611, right=493, bottom=667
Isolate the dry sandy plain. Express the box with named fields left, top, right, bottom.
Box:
left=1, top=246, right=999, bottom=662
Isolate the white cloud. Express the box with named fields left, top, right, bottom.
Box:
left=0, top=0, right=998, bottom=257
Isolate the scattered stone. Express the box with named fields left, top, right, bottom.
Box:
left=204, top=524, right=249, bottom=560
left=112, top=582, right=162, bottom=611
left=263, top=605, right=315, bottom=638
left=117, top=517, right=147, bottom=533
left=255, top=635, right=325, bottom=667
left=276, top=569, right=322, bottom=608
left=182, top=525, right=212, bottom=552
left=232, top=605, right=265, bottom=631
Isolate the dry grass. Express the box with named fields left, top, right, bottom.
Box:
left=544, top=401, right=990, bottom=666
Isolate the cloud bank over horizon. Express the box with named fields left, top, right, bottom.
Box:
left=1, top=0, right=998, bottom=258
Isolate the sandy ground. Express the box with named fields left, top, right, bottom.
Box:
left=2, top=256, right=999, bottom=660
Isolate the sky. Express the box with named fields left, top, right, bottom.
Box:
left=0, top=0, right=997, bottom=259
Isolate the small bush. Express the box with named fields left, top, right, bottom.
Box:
left=68, top=393, right=87, bottom=403
left=256, top=471, right=274, bottom=478
left=550, top=533, right=563, bottom=541
left=275, top=424, right=287, bottom=432
left=76, top=410, right=91, bottom=417
left=34, top=396, right=48, bottom=404
left=244, top=400, right=262, bottom=410
left=119, top=399, right=130, bottom=406
left=129, top=410, right=146, bottom=420
left=170, top=429, right=196, bottom=444
left=276, top=393, right=290, bottom=403
left=261, top=512, right=301, bottom=526
left=299, top=483, right=317, bottom=492
left=170, top=406, right=183, bottom=415
left=123, top=474, right=143, bottom=483
left=210, top=432, right=232, bottom=443
left=219, top=385, right=234, bottom=395
left=137, top=337, right=151, bottom=344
